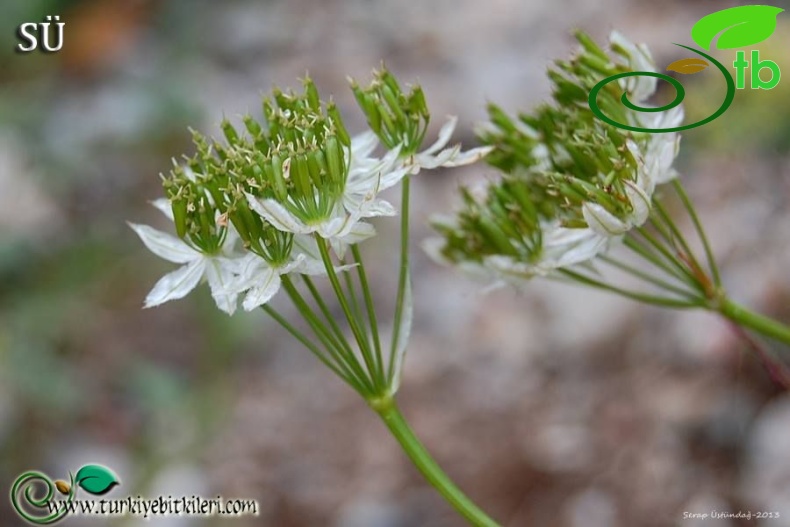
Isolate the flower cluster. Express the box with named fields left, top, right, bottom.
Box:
left=426, top=32, right=682, bottom=286
left=132, top=70, right=487, bottom=314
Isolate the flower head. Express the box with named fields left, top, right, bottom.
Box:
left=130, top=180, right=242, bottom=314
left=428, top=31, right=682, bottom=285
left=351, top=66, right=492, bottom=175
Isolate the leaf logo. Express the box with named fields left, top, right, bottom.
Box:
left=74, top=464, right=120, bottom=495
left=691, top=5, right=784, bottom=50
left=667, top=58, right=709, bottom=75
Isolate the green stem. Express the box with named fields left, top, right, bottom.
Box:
left=317, top=237, right=384, bottom=392
left=672, top=180, right=722, bottom=287
left=352, top=244, right=385, bottom=382
left=389, top=176, right=411, bottom=385
left=559, top=269, right=704, bottom=309
left=372, top=397, right=500, bottom=527
left=599, top=255, right=702, bottom=301
left=719, top=298, right=790, bottom=347
left=262, top=305, right=363, bottom=393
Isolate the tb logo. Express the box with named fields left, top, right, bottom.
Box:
left=589, top=5, right=785, bottom=133
left=16, top=16, right=65, bottom=53
left=734, top=50, right=781, bottom=90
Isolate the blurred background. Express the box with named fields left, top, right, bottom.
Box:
left=1, top=0, right=790, bottom=525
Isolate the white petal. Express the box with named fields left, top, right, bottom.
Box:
left=440, top=146, right=494, bottom=167
left=183, top=166, right=197, bottom=182
left=345, top=146, right=406, bottom=196
left=129, top=222, right=197, bottom=264
left=482, top=256, right=547, bottom=288
left=144, top=260, right=205, bottom=308
left=279, top=253, right=306, bottom=274
left=205, top=257, right=240, bottom=315
left=293, top=234, right=321, bottom=261
left=338, top=221, right=375, bottom=244
left=542, top=224, right=610, bottom=267
left=242, top=267, right=281, bottom=311
left=288, top=256, right=327, bottom=276
left=610, top=31, right=657, bottom=103
left=376, top=166, right=410, bottom=192
left=245, top=194, right=310, bottom=234
left=318, top=214, right=351, bottom=239
left=388, top=271, right=413, bottom=395
left=329, top=221, right=376, bottom=258
left=150, top=198, right=175, bottom=220
left=359, top=198, right=397, bottom=218
left=350, top=130, right=379, bottom=160
left=422, top=116, right=458, bottom=155
left=221, top=224, right=242, bottom=255
left=416, top=145, right=461, bottom=169
left=582, top=202, right=630, bottom=236
left=624, top=180, right=651, bottom=227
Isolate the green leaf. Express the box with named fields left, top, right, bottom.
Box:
left=74, top=465, right=120, bottom=495
left=691, top=5, right=784, bottom=50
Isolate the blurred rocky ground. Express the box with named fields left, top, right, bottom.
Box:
left=1, top=0, right=789, bottom=526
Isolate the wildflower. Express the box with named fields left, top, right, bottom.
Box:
left=351, top=67, right=491, bottom=175
left=231, top=236, right=329, bottom=311
left=129, top=199, right=242, bottom=315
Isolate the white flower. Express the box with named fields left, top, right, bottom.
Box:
left=342, top=131, right=409, bottom=218
left=244, top=133, right=405, bottom=257
left=231, top=234, right=359, bottom=310
left=402, top=116, right=493, bottom=174
left=424, top=216, right=609, bottom=290
left=129, top=203, right=242, bottom=315
left=245, top=194, right=376, bottom=258
left=581, top=181, right=651, bottom=237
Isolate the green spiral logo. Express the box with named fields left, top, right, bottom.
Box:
left=588, top=45, right=736, bottom=133
left=10, top=471, right=74, bottom=525
left=589, top=5, right=784, bottom=133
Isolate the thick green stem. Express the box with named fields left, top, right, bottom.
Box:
left=372, top=398, right=500, bottom=527
left=719, top=298, right=790, bottom=347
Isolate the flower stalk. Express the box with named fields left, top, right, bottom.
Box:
left=371, top=396, right=500, bottom=527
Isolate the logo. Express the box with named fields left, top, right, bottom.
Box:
left=10, top=464, right=260, bottom=524
left=11, top=464, right=120, bottom=524
left=589, top=5, right=784, bottom=133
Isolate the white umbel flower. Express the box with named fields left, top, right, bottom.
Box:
left=129, top=203, right=242, bottom=315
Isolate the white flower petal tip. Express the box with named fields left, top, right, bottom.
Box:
left=150, top=198, right=175, bottom=220
left=143, top=259, right=205, bottom=308
left=421, top=116, right=459, bottom=156
left=129, top=222, right=197, bottom=264
left=245, top=193, right=308, bottom=233
left=241, top=267, right=281, bottom=311
left=441, top=146, right=494, bottom=167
